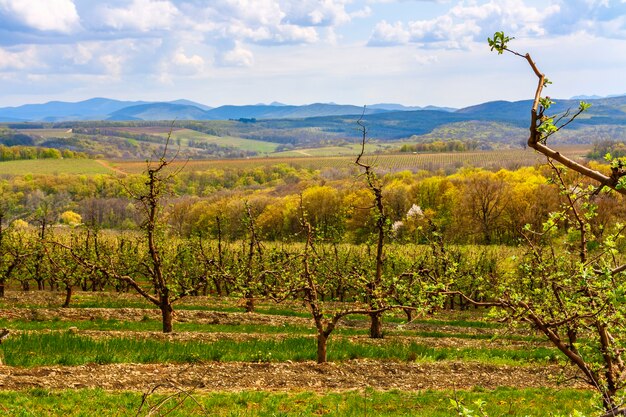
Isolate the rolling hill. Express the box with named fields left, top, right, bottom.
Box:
left=2, top=94, right=626, bottom=160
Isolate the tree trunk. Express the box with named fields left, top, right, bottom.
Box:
left=0, top=281, right=5, bottom=298
left=317, top=333, right=328, bottom=364
left=601, top=395, right=622, bottom=417
left=161, top=303, right=173, bottom=333
left=244, top=293, right=255, bottom=313
left=369, top=312, right=383, bottom=339
left=404, top=308, right=413, bottom=323
left=62, top=285, right=72, bottom=308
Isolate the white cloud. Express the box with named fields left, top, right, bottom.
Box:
left=368, top=0, right=626, bottom=49
left=101, top=0, right=179, bottom=31
left=414, top=53, right=438, bottom=65
left=0, top=0, right=80, bottom=33
left=368, top=20, right=410, bottom=46
left=157, top=48, right=206, bottom=83
left=201, top=0, right=284, bottom=28
left=99, top=54, right=124, bottom=77
left=218, top=42, right=254, bottom=67
left=281, top=0, right=352, bottom=27
left=171, top=49, right=205, bottom=74
left=351, top=6, right=373, bottom=19
left=368, top=0, right=559, bottom=48
left=0, top=46, right=37, bottom=70
left=548, top=0, right=626, bottom=38
left=366, top=0, right=449, bottom=3
left=71, top=44, right=93, bottom=65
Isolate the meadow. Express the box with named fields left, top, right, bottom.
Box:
left=0, top=159, right=114, bottom=176
left=154, top=128, right=282, bottom=154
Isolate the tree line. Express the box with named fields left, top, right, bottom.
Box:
left=1, top=162, right=623, bottom=247
left=0, top=144, right=88, bottom=161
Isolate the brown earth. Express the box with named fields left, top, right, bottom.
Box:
left=0, top=361, right=586, bottom=392
left=0, top=306, right=544, bottom=350
left=0, top=291, right=565, bottom=393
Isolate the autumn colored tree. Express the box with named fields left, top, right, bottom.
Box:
left=453, top=170, right=511, bottom=244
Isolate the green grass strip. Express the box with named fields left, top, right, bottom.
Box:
left=0, top=318, right=543, bottom=345
left=0, top=332, right=559, bottom=367
left=0, top=387, right=597, bottom=416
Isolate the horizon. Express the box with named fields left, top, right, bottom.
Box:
left=1, top=1, right=626, bottom=108
left=4, top=92, right=626, bottom=112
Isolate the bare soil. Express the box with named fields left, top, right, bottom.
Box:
left=0, top=361, right=586, bottom=392
left=0, top=291, right=565, bottom=393
left=1, top=307, right=544, bottom=350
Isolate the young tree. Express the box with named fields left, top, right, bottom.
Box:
left=355, top=115, right=390, bottom=339
left=296, top=205, right=394, bottom=363
left=0, top=225, right=29, bottom=297
left=486, top=32, right=626, bottom=415
left=61, top=135, right=211, bottom=332
left=488, top=31, right=626, bottom=195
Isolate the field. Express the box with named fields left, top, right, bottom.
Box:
left=109, top=144, right=590, bottom=175
left=0, top=145, right=590, bottom=177
left=17, top=128, right=74, bottom=139
left=0, top=159, right=115, bottom=176
left=0, top=291, right=596, bottom=416
left=155, top=128, right=282, bottom=154
left=271, top=142, right=401, bottom=157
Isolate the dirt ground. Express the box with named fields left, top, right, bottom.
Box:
left=0, top=291, right=577, bottom=393
left=1, top=306, right=545, bottom=351
left=0, top=361, right=586, bottom=392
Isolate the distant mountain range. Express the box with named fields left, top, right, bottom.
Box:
left=0, top=98, right=456, bottom=122
left=2, top=96, right=626, bottom=129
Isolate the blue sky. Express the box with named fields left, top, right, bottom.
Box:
left=1, top=0, right=626, bottom=108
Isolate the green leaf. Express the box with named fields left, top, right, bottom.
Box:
left=488, top=31, right=514, bottom=54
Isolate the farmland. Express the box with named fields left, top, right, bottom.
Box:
left=0, top=147, right=620, bottom=416
left=108, top=144, right=590, bottom=175
left=0, top=159, right=114, bottom=176
left=154, top=128, right=282, bottom=154
left=0, top=291, right=595, bottom=416
left=0, top=125, right=616, bottom=417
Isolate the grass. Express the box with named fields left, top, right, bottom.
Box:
left=0, top=387, right=597, bottom=416
left=158, top=129, right=281, bottom=154
left=0, top=332, right=559, bottom=367
left=0, top=317, right=326, bottom=335
left=412, top=317, right=501, bottom=329
left=0, top=159, right=113, bottom=176
left=271, top=142, right=398, bottom=157
left=18, top=128, right=74, bottom=139
left=0, top=317, right=543, bottom=343
left=110, top=147, right=555, bottom=175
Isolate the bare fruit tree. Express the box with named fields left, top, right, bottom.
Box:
left=61, top=133, right=210, bottom=333
left=355, top=114, right=389, bottom=339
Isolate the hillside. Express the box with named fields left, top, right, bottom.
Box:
left=457, top=96, right=626, bottom=126
left=2, top=95, right=626, bottom=159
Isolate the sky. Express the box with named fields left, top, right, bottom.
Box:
left=1, top=0, right=626, bottom=108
